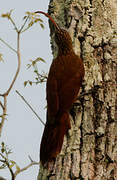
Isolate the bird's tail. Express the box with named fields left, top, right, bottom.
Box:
left=40, top=111, right=71, bottom=166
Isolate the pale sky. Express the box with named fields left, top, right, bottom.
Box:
left=0, top=0, right=52, bottom=179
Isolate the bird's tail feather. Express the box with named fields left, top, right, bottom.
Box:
left=40, top=112, right=71, bottom=165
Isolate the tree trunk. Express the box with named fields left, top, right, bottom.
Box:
left=38, top=0, right=117, bottom=179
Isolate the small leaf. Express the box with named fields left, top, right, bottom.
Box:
left=16, top=164, right=20, bottom=172
left=9, top=164, right=14, bottom=169
left=34, top=70, right=38, bottom=74
left=29, top=81, right=32, bottom=86
left=38, top=18, right=43, bottom=23
left=23, top=16, right=27, bottom=20
left=24, top=81, right=28, bottom=87
left=1, top=13, right=10, bottom=19
left=1, top=142, right=4, bottom=147
left=1, top=148, right=5, bottom=153
left=10, top=160, right=16, bottom=168
left=27, top=64, right=31, bottom=69
left=34, top=69, right=38, bottom=74
left=40, top=23, right=44, bottom=29
left=28, top=21, right=34, bottom=27
left=26, top=11, right=30, bottom=15
left=1, top=10, right=13, bottom=19
left=32, top=61, right=36, bottom=66
left=35, top=57, right=45, bottom=63
left=10, top=160, right=16, bottom=164
left=34, top=18, right=43, bottom=23
left=1, top=142, right=5, bottom=153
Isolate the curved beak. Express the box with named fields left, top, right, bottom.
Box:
left=35, top=11, right=60, bottom=31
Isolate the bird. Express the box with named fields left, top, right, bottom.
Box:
left=35, top=11, right=85, bottom=166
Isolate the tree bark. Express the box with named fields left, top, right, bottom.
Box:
left=38, top=0, right=117, bottom=179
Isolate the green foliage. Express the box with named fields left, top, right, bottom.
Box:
left=0, top=142, right=12, bottom=169
left=27, top=57, right=45, bottom=69
left=24, top=57, right=47, bottom=87
left=1, top=10, right=44, bottom=33
left=1, top=9, right=13, bottom=19
left=21, top=11, right=44, bottom=33
left=0, top=142, right=20, bottom=172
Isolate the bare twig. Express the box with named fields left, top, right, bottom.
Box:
left=0, top=153, right=15, bottom=180
left=4, top=33, right=21, bottom=96
left=0, top=95, right=7, bottom=137
left=0, top=101, right=4, bottom=110
left=16, top=90, right=45, bottom=126
left=28, top=155, right=33, bottom=162
left=6, top=161, right=15, bottom=180
left=0, top=27, right=21, bottom=136
left=9, top=17, right=19, bottom=32
left=14, top=161, right=39, bottom=178
left=0, top=38, right=17, bottom=53
left=19, top=16, right=29, bottom=33
left=21, top=26, right=31, bottom=33
left=0, top=148, right=39, bottom=180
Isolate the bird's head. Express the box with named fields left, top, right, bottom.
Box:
left=35, top=11, right=73, bottom=53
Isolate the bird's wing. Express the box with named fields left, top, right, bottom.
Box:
left=46, top=75, right=59, bottom=121
left=59, top=73, right=83, bottom=111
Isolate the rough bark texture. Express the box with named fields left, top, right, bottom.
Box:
left=38, top=0, right=117, bottom=179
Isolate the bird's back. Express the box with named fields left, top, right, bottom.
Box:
left=47, top=52, right=84, bottom=112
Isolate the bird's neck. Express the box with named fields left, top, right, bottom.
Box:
left=58, top=44, right=74, bottom=56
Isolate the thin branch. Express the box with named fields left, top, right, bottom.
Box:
left=4, top=33, right=21, bottom=96
left=0, top=38, right=17, bottom=53
left=16, top=90, right=45, bottom=126
left=9, top=17, right=19, bottom=33
left=0, top=31, right=21, bottom=136
left=28, top=155, right=33, bottom=162
left=21, top=26, right=31, bottom=33
left=0, top=95, right=7, bottom=137
left=38, top=73, right=47, bottom=80
left=6, top=161, right=15, bottom=180
left=19, top=16, right=29, bottom=33
left=0, top=101, right=4, bottom=110
left=0, top=153, right=15, bottom=180
left=14, top=161, right=39, bottom=177
left=0, top=152, right=39, bottom=180
left=0, top=153, right=5, bottom=159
